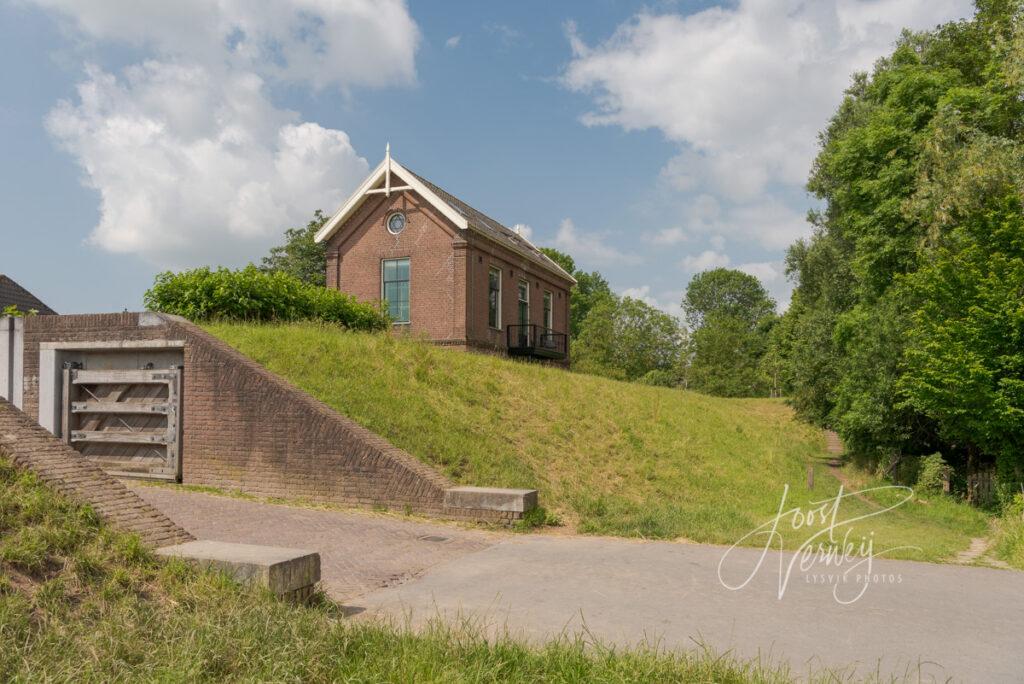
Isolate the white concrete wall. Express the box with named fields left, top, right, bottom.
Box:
left=0, top=317, right=24, bottom=409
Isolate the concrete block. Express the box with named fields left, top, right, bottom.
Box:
left=156, top=540, right=320, bottom=595
left=444, top=486, right=538, bottom=513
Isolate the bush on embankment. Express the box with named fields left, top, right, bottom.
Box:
left=144, top=265, right=389, bottom=331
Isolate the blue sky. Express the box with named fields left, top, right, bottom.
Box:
left=1, top=0, right=974, bottom=317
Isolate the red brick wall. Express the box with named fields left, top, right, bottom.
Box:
left=162, top=316, right=454, bottom=512
left=463, top=239, right=571, bottom=355
left=19, top=313, right=454, bottom=515
left=324, top=175, right=572, bottom=357
left=21, top=313, right=168, bottom=419
left=0, top=397, right=193, bottom=548
left=324, top=187, right=464, bottom=343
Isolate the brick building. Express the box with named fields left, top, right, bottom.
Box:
left=315, top=149, right=575, bottom=362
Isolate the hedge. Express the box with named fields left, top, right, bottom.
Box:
left=144, top=266, right=389, bottom=331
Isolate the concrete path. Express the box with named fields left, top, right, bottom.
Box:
left=135, top=486, right=1024, bottom=683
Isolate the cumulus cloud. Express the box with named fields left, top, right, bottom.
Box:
left=445, top=35, right=462, bottom=49
left=30, top=0, right=419, bottom=91
left=644, top=226, right=689, bottom=246
left=554, top=218, right=640, bottom=267
left=736, top=261, right=781, bottom=283
left=510, top=223, right=534, bottom=240
left=46, top=62, right=369, bottom=266
left=31, top=0, right=420, bottom=267
left=680, top=250, right=731, bottom=272
left=563, top=0, right=972, bottom=267
left=563, top=1, right=971, bottom=200
left=620, top=284, right=683, bottom=320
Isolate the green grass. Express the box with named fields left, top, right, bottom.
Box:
left=0, top=456, right=844, bottom=682
left=994, top=495, right=1024, bottom=569
left=204, top=322, right=989, bottom=562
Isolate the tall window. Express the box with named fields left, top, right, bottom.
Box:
left=488, top=267, right=502, bottom=329
left=517, top=280, right=530, bottom=326
left=381, top=258, right=410, bottom=323
left=543, top=291, right=553, bottom=331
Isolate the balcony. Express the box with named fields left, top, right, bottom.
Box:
left=506, top=324, right=568, bottom=361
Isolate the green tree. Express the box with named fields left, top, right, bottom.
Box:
left=776, top=0, right=1024, bottom=494
left=682, top=268, right=777, bottom=331
left=540, top=247, right=615, bottom=338
left=682, top=269, right=777, bottom=397
left=260, top=210, right=329, bottom=286
left=572, top=296, right=683, bottom=382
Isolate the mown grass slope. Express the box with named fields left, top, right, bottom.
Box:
left=0, top=456, right=818, bottom=682
left=206, top=322, right=989, bottom=562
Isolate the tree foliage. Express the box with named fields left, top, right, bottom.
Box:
left=572, top=296, right=684, bottom=382
left=540, top=247, right=615, bottom=338
left=682, top=269, right=778, bottom=397
left=260, top=210, right=329, bottom=286
left=683, top=268, right=777, bottom=331
left=773, top=0, right=1024, bottom=499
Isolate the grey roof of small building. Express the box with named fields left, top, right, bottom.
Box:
left=406, top=170, right=576, bottom=285
left=0, top=275, right=57, bottom=315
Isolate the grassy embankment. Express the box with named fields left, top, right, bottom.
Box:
left=0, top=457, right=825, bottom=682
left=206, top=322, right=990, bottom=563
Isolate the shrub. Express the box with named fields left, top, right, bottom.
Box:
left=916, top=453, right=951, bottom=495
left=638, top=369, right=679, bottom=388
left=144, top=266, right=389, bottom=331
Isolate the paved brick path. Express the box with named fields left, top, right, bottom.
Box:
left=131, top=485, right=496, bottom=600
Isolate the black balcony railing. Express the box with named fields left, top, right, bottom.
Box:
left=506, top=324, right=567, bottom=360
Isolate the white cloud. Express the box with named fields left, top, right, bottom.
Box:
left=680, top=250, right=730, bottom=272
left=644, top=226, right=689, bottom=245
left=47, top=62, right=369, bottom=267
left=620, top=284, right=683, bottom=320
left=554, top=218, right=639, bottom=267
left=32, top=0, right=421, bottom=267
left=445, top=35, right=462, bottom=49
left=736, top=261, right=781, bottom=283
left=563, top=1, right=971, bottom=201
left=484, top=22, right=522, bottom=47
left=30, top=0, right=419, bottom=91
left=511, top=223, right=534, bottom=240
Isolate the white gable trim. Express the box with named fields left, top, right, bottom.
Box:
left=314, top=157, right=468, bottom=244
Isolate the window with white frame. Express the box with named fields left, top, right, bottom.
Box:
left=381, top=258, right=410, bottom=323
left=488, top=267, right=502, bottom=329
left=517, top=280, right=529, bottom=326
left=543, top=290, right=553, bottom=331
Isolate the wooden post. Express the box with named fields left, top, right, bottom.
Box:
left=807, top=463, right=814, bottom=490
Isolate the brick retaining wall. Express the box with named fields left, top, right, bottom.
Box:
left=0, top=397, right=193, bottom=548
left=18, top=314, right=528, bottom=521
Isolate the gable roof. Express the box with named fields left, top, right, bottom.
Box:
left=315, top=156, right=576, bottom=285
left=0, top=275, right=57, bottom=315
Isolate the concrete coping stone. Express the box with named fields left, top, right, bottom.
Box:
left=156, top=540, right=320, bottom=595
left=443, top=486, right=538, bottom=513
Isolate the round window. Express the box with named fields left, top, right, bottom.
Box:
left=387, top=211, right=407, bottom=234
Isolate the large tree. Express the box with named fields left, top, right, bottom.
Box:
left=572, top=296, right=683, bottom=382
left=775, top=0, right=1024, bottom=496
left=540, top=247, right=615, bottom=338
left=682, top=269, right=777, bottom=397
left=260, top=210, right=329, bottom=286
left=683, top=268, right=777, bottom=331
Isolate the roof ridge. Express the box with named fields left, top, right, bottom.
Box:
left=402, top=168, right=575, bottom=284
